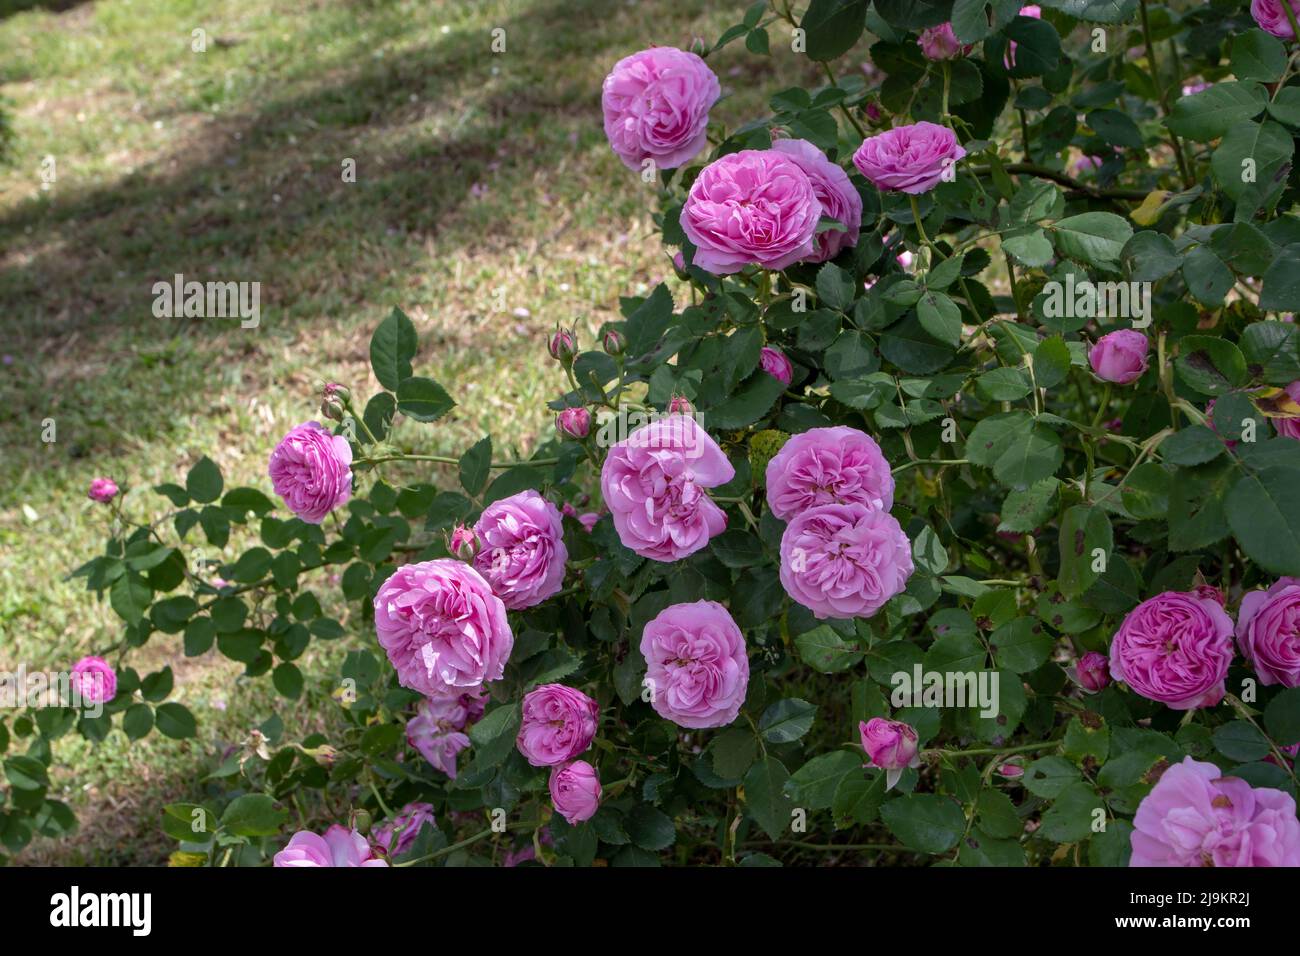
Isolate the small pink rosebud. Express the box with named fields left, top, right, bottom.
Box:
left=1191, top=583, right=1226, bottom=607
left=859, top=718, right=921, bottom=790
left=759, top=346, right=792, bottom=386
left=863, top=100, right=883, bottom=122
left=548, top=326, right=577, bottom=364
left=602, top=329, right=626, bottom=357
left=668, top=394, right=693, bottom=415
left=555, top=406, right=591, bottom=440
left=1074, top=651, right=1111, bottom=693
left=1089, top=329, right=1150, bottom=385
left=88, top=478, right=118, bottom=503
left=672, top=251, right=687, bottom=275
left=448, top=524, right=479, bottom=562
left=689, top=36, right=708, bottom=56
left=320, top=382, right=349, bottom=422
left=996, top=761, right=1025, bottom=779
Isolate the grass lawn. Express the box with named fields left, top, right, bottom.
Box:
left=0, top=0, right=821, bottom=862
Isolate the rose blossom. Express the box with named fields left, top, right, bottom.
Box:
left=374, top=559, right=514, bottom=694
left=1130, top=757, right=1300, bottom=867
left=471, top=489, right=567, bottom=610
left=1252, top=0, right=1300, bottom=39
left=1072, top=650, right=1111, bottom=692
left=516, top=683, right=599, bottom=767
left=852, top=122, right=966, bottom=195
left=87, top=478, right=118, bottom=503
left=1108, top=590, right=1235, bottom=710
left=556, top=406, right=591, bottom=440
left=917, top=23, right=970, bottom=60
left=640, top=600, right=749, bottom=729
left=1235, top=577, right=1300, bottom=686
left=273, top=825, right=388, bottom=867
left=267, top=421, right=353, bottom=523
left=372, top=802, right=437, bottom=857
left=602, top=46, right=720, bottom=170
left=70, top=656, right=116, bottom=704
left=770, top=137, right=863, bottom=262
left=1089, top=329, right=1150, bottom=385
left=600, top=412, right=734, bottom=561
left=860, top=718, right=921, bottom=790
left=680, top=149, right=823, bottom=274
left=779, top=502, right=913, bottom=619
left=406, top=695, right=473, bottom=778
left=764, top=426, right=894, bottom=521
left=759, top=346, right=793, bottom=386
left=1270, top=381, right=1300, bottom=439
left=549, top=760, right=602, bottom=824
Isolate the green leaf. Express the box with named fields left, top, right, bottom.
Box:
left=154, top=703, right=197, bottom=739
left=221, top=793, right=289, bottom=837
left=998, top=479, right=1059, bottom=533
left=831, top=771, right=887, bottom=827
left=625, top=803, right=676, bottom=851
left=816, top=261, right=857, bottom=311
left=1088, top=109, right=1143, bottom=149
left=990, top=617, right=1052, bottom=673
left=186, top=456, right=223, bottom=504
left=966, top=411, right=1064, bottom=488
left=952, top=0, right=1021, bottom=43
left=743, top=756, right=794, bottom=840
left=1260, top=244, right=1300, bottom=312
left=975, top=367, right=1031, bottom=401
left=785, top=751, right=862, bottom=810
left=1212, top=720, right=1272, bottom=762
left=1050, top=212, right=1133, bottom=269
left=625, top=283, right=674, bottom=358
left=273, top=662, right=303, bottom=700
left=1022, top=756, right=1080, bottom=797
left=1211, top=120, right=1294, bottom=203
left=795, top=625, right=864, bottom=673
left=122, top=704, right=154, bottom=741
left=467, top=704, right=521, bottom=768
left=1058, top=505, right=1112, bottom=599
left=917, top=290, right=963, bottom=347
left=704, top=370, right=786, bottom=429
left=1264, top=687, right=1300, bottom=746
left=396, top=376, right=456, bottom=422
left=1036, top=0, right=1136, bottom=22
left=370, top=307, right=418, bottom=390
left=1230, top=30, right=1287, bottom=83
left=1226, top=466, right=1300, bottom=576
left=880, top=793, right=965, bottom=853
left=800, top=0, right=868, bottom=61
left=1167, top=81, right=1266, bottom=141
left=759, top=698, right=816, bottom=743
left=4, top=756, right=49, bottom=791
left=459, top=436, right=492, bottom=496
left=1161, top=425, right=1224, bottom=466
left=1033, top=335, right=1072, bottom=389
left=710, top=727, right=758, bottom=780
left=1174, top=335, right=1248, bottom=395
left=110, top=573, right=151, bottom=625
left=1037, top=782, right=1104, bottom=843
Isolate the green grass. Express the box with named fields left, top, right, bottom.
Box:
left=0, top=0, right=817, bottom=863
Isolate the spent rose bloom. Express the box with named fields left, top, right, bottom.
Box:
left=1130, top=757, right=1300, bottom=867
left=764, top=426, right=894, bottom=521
left=680, top=149, right=823, bottom=274
left=640, top=600, right=749, bottom=729
left=1072, top=650, right=1111, bottom=693
left=860, top=718, right=921, bottom=790
left=1108, top=590, right=1236, bottom=710
left=549, top=760, right=602, bottom=824
left=852, top=121, right=966, bottom=195
left=517, top=683, right=600, bottom=767
left=759, top=346, right=793, bottom=386
left=268, top=421, right=353, bottom=524
left=1235, top=577, right=1300, bottom=686
left=472, top=489, right=567, bottom=610
left=602, top=46, right=720, bottom=170
left=1089, top=329, right=1150, bottom=385
left=556, top=406, right=591, bottom=439
left=374, top=559, right=513, bottom=694
left=779, top=502, right=913, bottom=620
left=372, top=802, right=437, bottom=857
left=70, top=656, right=116, bottom=704
left=917, top=23, right=970, bottom=60
left=600, top=413, right=735, bottom=561
left=1252, top=0, right=1300, bottom=38
left=1271, top=381, right=1300, bottom=439
left=273, top=825, right=388, bottom=867
left=770, top=138, right=863, bottom=262
left=406, top=695, right=474, bottom=778
left=87, top=478, right=118, bottom=503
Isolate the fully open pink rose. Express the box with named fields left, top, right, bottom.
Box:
left=764, top=426, right=894, bottom=521
left=268, top=421, right=353, bottom=523
left=1089, top=329, right=1149, bottom=385
left=680, top=149, right=823, bottom=274
left=602, top=46, right=720, bottom=170
left=1131, top=757, right=1300, bottom=867
left=600, top=412, right=734, bottom=561
left=374, top=559, right=513, bottom=694
left=852, top=121, right=965, bottom=194
left=860, top=717, right=921, bottom=790
left=1108, top=590, right=1235, bottom=710
left=759, top=346, right=793, bottom=385
left=779, top=502, right=913, bottom=619
left=472, top=489, right=567, bottom=610
left=273, top=825, right=388, bottom=867
left=70, top=656, right=116, bottom=704
left=640, top=600, right=749, bottom=729
left=1236, top=577, right=1300, bottom=686
left=87, top=478, right=118, bottom=503
left=1252, top=0, right=1300, bottom=38
left=770, top=138, right=862, bottom=262
left=549, top=760, right=602, bottom=824
left=372, top=802, right=437, bottom=857
left=517, top=683, right=599, bottom=767
left=917, top=23, right=971, bottom=60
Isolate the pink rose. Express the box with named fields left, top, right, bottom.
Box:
left=374, top=559, right=514, bottom=694
left=267, top=421, right=353, bottom=524
left=556, top=406, right=591, bottom=440
left=640, top=600, right=749, bottom=729
left=87, top=478, right=118, bottom=503
left=860, top=718, right=921, bottom=790
left=472, top=490, right=567, bottom=610
left=1072, top=650, right=1111, bottom=693
left=600, top=412, right=735, bottom=561
left=852, top=121, right=966, bottom=195
left=1252, top=0, right=1300, bottom=38
left=764, top=426, right=894, bottom=521
left=1130, top=757, right=1300, bottom=866
left=779, top=502, right=913, bottom=620
left=273, top=825, right=388, bottom=867
left=1236, top=577, right=1300, bottom=686
left=680, top=149, right=823, bottom=274
left=1089, top=329, right=1150, bottom=385
left=549, top=760, right=602, bottom=824
left=770, top=138, right=863, bottom=262
left=1108, top=590, right=1235, bottom=710
left=759, top=346, right=793, bottom=386
left=372, top=802, right=437, bottom=857
left=917, top=23, right=971, bottom=60
left=406, top=692, right=481, bottom=779
left=602, top=46, right=720, bottom=170
left=70, top=656, right=116, bottom=704
left=516, top=683, right=599, bottom=767
left=1272, top=381, right=1300, bottom=439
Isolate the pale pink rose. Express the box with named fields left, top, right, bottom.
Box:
left=372, top=802, right=437, bottom=857
left=917, top=22, right=971, bottom=60
left=1072, top=651, right=1111, bottom=693
left=1089, top=329, right=1150, bottom=385
left=472, top=490, right=567, bottom=610
left=640, top=600, right=749, bottom=729
left=1235, top=577, right=1300, bottom=686
left=770, top=138, right=863, bottom=262
left=1272, top=381, right=1300, bottom=439
left=852, top=121, right=966, bottom=194
left=268, top=421, right=353, bottom=523
left=516, top=683, right=599, bottom=767
left=273, top=825, right=388, bottom=867
left=860, top=718, right=921, bottom=790
left=87, top=478, right=118, bottom=503
left=759, top=346, right=793, bottom=386
left=549, top=760, right=602, bottom=824
left=764, top=426, right=894, bottom=521
left=1252, top=0, right=1300, bottom=38
left=1108, top=590, right=1235, bottom=710
left=70, top=656, right=116, bottom=704
left=602, top=47, right=720, bottom=170
left=406, top=697, right=472, bottom=779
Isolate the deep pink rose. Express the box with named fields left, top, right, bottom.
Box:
left=472, top=490, right=567, bottom=610
left=602, top=46, right=720, bottom=170
left=273, top=825, right=388, bottom=867
left=1272, top=381, right=1300, bottom=439
left=70, top=656, right=116, bottom=704
left=406, top=694, right=476, bottom=778
left=87, top=478, right=118, bottom=503
left=779, top=502, right=913, bottom=620
left=268, top=421, right=353, bottom=523
left=1108, top=590, right=1235, bottom=710
left=372, top=802, right=437, bottom=857
left=600, top=412, right=734, bottom=561
left=860, top=717, right=921, bottom=789
left=640, top=600, right=749, bottom=729
left=549, top=760, right=602, bottom=824
left=1089, top=329, right=1150, bottom=385
left=1252, top=0, right=1300, bottom=38
left=764, top=426, right=894, bottom=521
left=374, top=559, right=514, bottom=694
left=917, top=23, right=971, bottom=60
left=556, top=406, right=591, bottom=440
left=680, top=149, right=823, bottom=274
left=770, top=138, right=862, bottom=262
left=759, top=346, right=793, bottom=386
left=1130, top=757, right=1300, bottom=867
left=517, top=683, right=599, bottom=767
left=852, top=121, right=966, bottom=195
left=1072, top=650, right=1111, bottom=693
left=1236, top=577, right=1300, bottom=686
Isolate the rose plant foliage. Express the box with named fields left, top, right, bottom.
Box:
left=9, top=0, right=1300, bottom=867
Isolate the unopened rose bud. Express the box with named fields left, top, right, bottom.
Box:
left=1073, top=651, right=1111, bottom=693
left=672, top=251, right=687, bottom=276
left=996, top=761, right=1025, bottom=779
left=1191, top=583, right=1226, bottom=607
left=555, top=406, right=591, bottom=440
left=602, top=329, right=626, bottom=356
left=88, top=477, right=118, bottom=503
left=864, top=100, right=883, bottom=123
left=759, top=346, right=792, bottom=386
left=352, top=808, right=372, bottom=836
left=548, top=326, right=577, bottom=364
left=689, top=36, right=708, bottom=56
left=448, top=524, right=480, bottom=561
left=860, top=718, right=921, bottom=790
left=1089, top=329, right=1150, bottom=385
left=668, top=394, right=692, bottom=415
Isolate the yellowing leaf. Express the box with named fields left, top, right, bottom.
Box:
left=1130, top=190, right=1173, bottom=226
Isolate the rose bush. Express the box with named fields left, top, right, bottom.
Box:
left=6, top=0, right=1300, bottom=868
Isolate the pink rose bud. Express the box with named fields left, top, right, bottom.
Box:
left=859, top=718, right=921, bottom=790
left=1074, top=651, right=1111, bottom=693
left=448, top=523, right=479, bottom=561
left=1252, top=0, right=1300, bottom=39
left=688, top=36, right=708, bottom=57
left=549, top=760, right=602, bottom=824
left=917, top=22, right=971, bottom=60
left=853, top=121, right=966, bottom=195
left=672, top=251, right=687, bottom=275
left=87, top=478, right=118, bottom=503
left=548, top=327, right=577, bottom=364
left=996, top=761, right=1025, bottom=779
left=320, top=383, right=348, bottom=422
left=759, top=346, right=793, bottom=386
left=863, top=100, right=883, bottom=122
left=70, top=655, right=117, bottom=704
left=1088, top=329, right=1150, bottom=385
left=556, top=406, right=591, bottom=440
left=602, top=329, right=626, bottom=356
left=1192, top=583, right=1226, bottom=607
left=668, top=394, right=693, bottom=415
